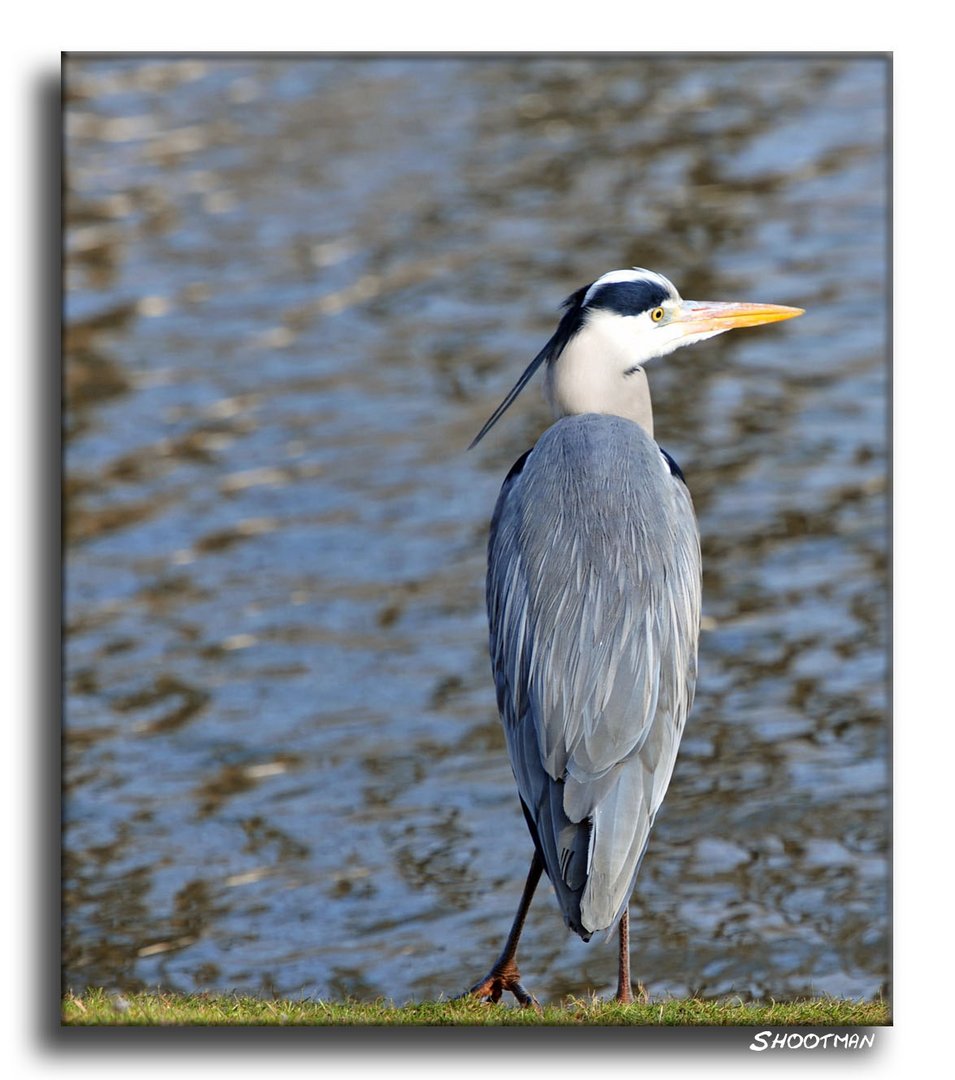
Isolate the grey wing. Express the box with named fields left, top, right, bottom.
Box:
left=487, top=425, right=701, bottom=938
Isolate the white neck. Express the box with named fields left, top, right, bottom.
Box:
left=543, top=310, right=655, bottom=438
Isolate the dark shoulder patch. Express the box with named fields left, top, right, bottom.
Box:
left=659, top=446, right=686, bottom=484
left=502, top=448, right=532, bottom=487
left=490, top=448, right=532, bottom=537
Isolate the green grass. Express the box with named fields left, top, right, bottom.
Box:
left=62, top=989, right=889, bottom=1027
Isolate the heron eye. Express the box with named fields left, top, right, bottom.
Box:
left=650, top=307, right=665, bottom=322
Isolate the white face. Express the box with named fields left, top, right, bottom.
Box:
left=580, top=302, right=726, bottom=372
left=577, top=269, right=803, bottom=376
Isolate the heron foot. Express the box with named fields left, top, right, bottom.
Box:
left=463, top=958, right=540, bottom=1010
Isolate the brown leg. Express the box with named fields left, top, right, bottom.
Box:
left=615, top=907, right=633, bottom=1003
left=463, top=851, right=543, bottom=1008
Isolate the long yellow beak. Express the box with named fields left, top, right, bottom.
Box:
left=676, top=299, right=805, bottom=334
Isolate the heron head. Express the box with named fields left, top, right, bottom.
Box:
left=574, top=267, right=804, bottom=361
left=469, top=267, right=803, bottom=448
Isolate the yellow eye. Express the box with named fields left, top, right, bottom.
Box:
left=650, top=307, right=665, bottom=322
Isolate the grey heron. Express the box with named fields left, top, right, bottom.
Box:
left=464, top=267, right=803, bottom=1006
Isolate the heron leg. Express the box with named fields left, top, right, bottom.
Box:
left=615, top=908, right=633, bottom=1003
left=464, top=851, right=543, bottom=1008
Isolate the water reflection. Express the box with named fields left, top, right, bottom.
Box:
left=63, top=55, right=889, bottom=1005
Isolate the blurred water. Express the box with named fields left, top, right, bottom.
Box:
left=63, top=55, right=889, bottom=1005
